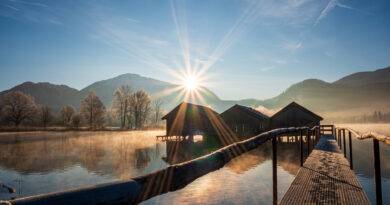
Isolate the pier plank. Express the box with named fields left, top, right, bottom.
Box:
left=280, top=136, right=370, bottom=205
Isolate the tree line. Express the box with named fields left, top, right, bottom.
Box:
left=329, top=110, right=390, bottom=123
left=0, top=86, right=164, bottom=130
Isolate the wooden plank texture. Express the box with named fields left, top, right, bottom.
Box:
left=280, top=136, right=370, bottom=205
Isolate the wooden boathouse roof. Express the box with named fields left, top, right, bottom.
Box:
left=272, top=101, right=323, bottom=121
left=222, top=104, right=270, bottom=120
left=161, top=102, right=218, bottom=120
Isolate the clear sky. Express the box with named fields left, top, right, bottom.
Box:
left=0, top=0, right=389, bottom=100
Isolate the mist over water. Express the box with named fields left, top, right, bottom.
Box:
left=0, top=131, right=167, bottom=199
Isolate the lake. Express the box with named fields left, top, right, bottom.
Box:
left=0, top=124, right=389, bottom=204
left=0, top=131, right=168, bottom=200
left=337, top=123, right=390, bottom=204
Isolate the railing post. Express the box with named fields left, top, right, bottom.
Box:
left=272, top=135, right=278, bottom=205
left=300, top=129, right=304, bottom=166
left=307, top=129, right=311, bottom=155
left=332, top=125, right=334, bottom=136
left=339, top=130, right=342, bottom=148
left=373, top=138, right=382, bottom=205
left=337, top=129, right=340, bottom=147
left=317, top=126, right=320, bottom=143
left=317, top=127, right=320, bottom=143
left=348, top=131, right=353, bottom=170
left=343, top=129, right=347, bottom=157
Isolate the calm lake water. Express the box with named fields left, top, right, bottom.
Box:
left=0, top=131, right=167, bottom=200
left=338, top=123, right=390, bottom=204
left=0, top=124, right=389, bottom=204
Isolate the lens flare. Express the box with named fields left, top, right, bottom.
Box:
left=184, top=75, right=198, bottom=91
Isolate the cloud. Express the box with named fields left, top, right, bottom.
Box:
left=0, top=0, right=62, bottom=25
left=243, top=0, right=322, bottom=27
left=5, top=4, right=19, bottom=11
left=314, top=0, right=353, bottom=26
left=87, top=7, right=177, bottom=74
left=124, top=17, right=140, bottom=23
left=283, top=41, right=303, bottom=52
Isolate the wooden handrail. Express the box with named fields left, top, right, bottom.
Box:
left=335, top=126, right=384, bottom=205
left=336, top=127, right=390, bottom=145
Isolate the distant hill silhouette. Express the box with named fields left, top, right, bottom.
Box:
left=334, top=66, right=390, bottom=87
left=0, top=82, right=81, bottom=111
left=0, top=73, right=220, bottom=112
left=1, top=67, right=390, bottom=119
left=261, top=67, right=390, bottom=120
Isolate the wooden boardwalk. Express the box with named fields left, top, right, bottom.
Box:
left=280, top=135, right=370, bottom=205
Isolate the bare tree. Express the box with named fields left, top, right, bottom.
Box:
left=60, top=105, right=75, bottom=126
left=151, top=98, right=164, bottom=127
left=105, top=107, right=116, bottom=127
left=1, top=91, right=37, bottom=126
left=71, top=113, right=81, bottom=129
left=132, top=90, right=151, bottom=129
left=112, top=85, right=132, bottom=129
left=126, top=105, right=135, bottom=129
left=80, top=92, right=106, bottom=129
left=39, top=105, right=52, bottom=128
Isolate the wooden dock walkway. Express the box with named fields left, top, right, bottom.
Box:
left=280, top=135, right=370, bottom=205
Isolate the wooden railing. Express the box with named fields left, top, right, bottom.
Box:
left=335, top=127, right=388, bottom=205
left=5, top=126, right=321, bottom=205
left=320, top=124, right=335, bottom=135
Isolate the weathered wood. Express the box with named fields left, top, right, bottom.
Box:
left=272, top=136, right=277, bottom=205
left=220, top=104, right=270, bottom=137
left=280, top=136, right=369, bottom=205
left=348, top=131, right=353, bottom=170
left=320, top=124, right=334, bottom=135
left=300, top=130, right=304, bottom=166
left=373, top=138, right=382, bottom=205
left=271, top=102, right=323, bottom=129
left=343, top=129, right=347, bottom=157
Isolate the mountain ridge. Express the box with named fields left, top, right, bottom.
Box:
left=1, top=67, right=390, bottom=119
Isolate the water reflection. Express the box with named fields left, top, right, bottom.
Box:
left=346, top=137, right=390, bottom=204
left=143, top=135, right=304, bottom=205
left=0, top=131, right=167, bottom=199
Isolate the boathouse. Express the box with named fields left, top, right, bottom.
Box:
left=161, top=102, right=237, bottom=143
left=220, top=104, right=270, bottom=137
left=271, top=102, right=323, bottom=128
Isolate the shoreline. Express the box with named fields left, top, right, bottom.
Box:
left=0, top=129, right=165, bottom=144
left=0, top=126, right=165, bottom=133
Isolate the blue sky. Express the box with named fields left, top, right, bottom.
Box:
left=0, top=0, right=389, bottom=100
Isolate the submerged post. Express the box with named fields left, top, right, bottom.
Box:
left=300, top=129, right=304, bottom=166
left=348, top=131, right=353, bottom=169
left=373, top=138, right=383, bottom=205
left=272, top=135, right=278, bottom=205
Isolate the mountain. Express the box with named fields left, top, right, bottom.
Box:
left=1, top=67, right=389, bottom=120
left=80, top=73, right=176, bottom=106
left=333, top=66, right=390, bottom=87
left=0, top=82, right=81, bottom=111
left=261, top=67, right=390, bottom=120
left=0, top=74, right=221, bottom=112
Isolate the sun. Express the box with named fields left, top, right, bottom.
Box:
left=184, top=75, right=199, bottom=91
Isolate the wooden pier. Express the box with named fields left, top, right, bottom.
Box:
left=280, top=135, right=369, bottom=205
